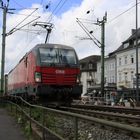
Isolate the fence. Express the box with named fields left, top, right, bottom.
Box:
left=0, top=96, right=140, bottom=140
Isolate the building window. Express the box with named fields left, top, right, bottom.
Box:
left=134, top=40, right=136, bottom=45
left=105, top=65, right=107, bottom=72
left=138, top=39, right=140, bottom=44
left=110, top=75, right=112, bottom=83
left=112, top=63, right=115, bottom=70
left=119, top=58, right=121, bottom=66
left=88, top=82, right=91, bottom=86
left=124, top=72, right=128, bottom=82
left=119, top=73, right=122, bottom=82
left=98, top=66, right=101, bottom=72
left=123, top=43, right=129, bottom=48
left=89, top=63, right=92, bottom=69
left=89, top=72, right=92, bottom=79
left=108, top=76, right=110, bottom=83
left=112, top=76, right=115, bottom=83
left=110, top=64, right=112, bottom=70
left=124, top=56, right=127, bottom=64
left=131, top=71, right=134, bottom=81
left=131, top=55, right=134, bottom=63
left=129, top=40, right=134, bottom=46
left=109, top=76, right=111, bottom=83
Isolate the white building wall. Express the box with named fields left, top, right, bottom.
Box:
left=97, top=57, right=116, bottom=85
left=116, top=48, right=140, bottom=89
left=80, top=71, right=97, bottom=96
left=80, top=72, right=87, bottom=96
left=97, top=63, right=101, bottom=84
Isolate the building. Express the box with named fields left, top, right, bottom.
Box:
left=79, top=55, right=100, bottom=96
left=79, top=28, right=140, bottom=101
left=114, top=29, right=140, bottom=89
left=97, top=54, right=116, bottom=87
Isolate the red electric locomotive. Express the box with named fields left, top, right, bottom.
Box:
left=7, top=43, right=82, bottom=105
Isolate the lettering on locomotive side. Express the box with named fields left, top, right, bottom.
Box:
left=55, top=69, right=65, bottom=74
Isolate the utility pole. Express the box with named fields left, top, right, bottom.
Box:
left=77, top=12, right=107, bottom=97
left=0, top=0, right=14, bottom=95
left=135, top=0, right=139, bottom=102
left=0, top=5, right=7, bottom=95
left=97, top=12, right=107, bottom=97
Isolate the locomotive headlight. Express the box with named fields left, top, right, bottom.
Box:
left=76, top=74, right=81, bottom=83
left=35, top=72, right=41, bottom=82
left=77, top=77, right=80, bottom=83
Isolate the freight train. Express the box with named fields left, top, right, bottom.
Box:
left=7, top=43, right=82, bottom=105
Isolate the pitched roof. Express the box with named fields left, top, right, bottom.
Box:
left=80, top=55, right=100, bottom=63
left=79, top=55, right=100, bottom=71
left=123, top=28, right=140, bottom=43
left=109, top=28, right=140, bottom=55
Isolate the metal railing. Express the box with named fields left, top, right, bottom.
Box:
left=0, top=95, right=140, bottom=140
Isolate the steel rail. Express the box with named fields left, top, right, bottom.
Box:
left=71, top=104, right=140, bottom=115
left=59, top=106, right=140, bottom=125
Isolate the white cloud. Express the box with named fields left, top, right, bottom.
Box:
left=0, top=0, right=140, bottom=74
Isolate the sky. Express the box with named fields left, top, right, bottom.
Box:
left=0, top=0, right=140, bottom=74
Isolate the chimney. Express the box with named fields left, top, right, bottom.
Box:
left=131, top=29, right=136, bottom=35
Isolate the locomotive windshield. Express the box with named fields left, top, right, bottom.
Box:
left=39, top=47, right=78, bottom=65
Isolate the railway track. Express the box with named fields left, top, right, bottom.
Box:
left=47, top=104, right=140, bottom=139
left=2, top=96, right=140, bottom=140
left=71, top=104, right=140, bottom=115
left=8, top=95, right=140, bottom=127
left=59, top=106, right=140, bottom=127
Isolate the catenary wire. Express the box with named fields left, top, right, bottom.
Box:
left=47, top=0, right=64, bottom=21
left=108, top=1, right=140, bottom=24
left=11, top=12, right=40, bottom=18
left=6, top=16, right=40, bottom=36
left=11, top=0, right=26, bottom=9
left=76, top=19, right=101, bottom=48
left=7, top=0, right=140, bottom=71
left=48, top=0, right=68, bottom=22
left=5, top=0, right=69, bottom=72
left=20, top=0, right=65, bottom=44
left=7, top=8, right=38, bottom=34
left=38, top=0, right=68, bottom=33
left=76, top=1, right=140, bottom=46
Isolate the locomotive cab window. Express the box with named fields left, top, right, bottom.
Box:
left=60, top=49, right=77, bottom=65
left=39, top=47, right=78, bottom=66
left=39, top=48, right=58, bottom=64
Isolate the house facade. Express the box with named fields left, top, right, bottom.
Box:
left=96, top=55, right=116, bottom=86
left=115, top=29, right=140, bottom=89
left=79, top=55, right=100, bottom=96
left=116, top=48, right=137, bottom=89
left=79, top=28, right=140, bottom=101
